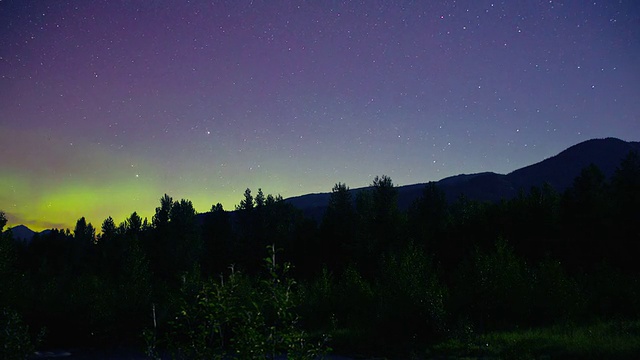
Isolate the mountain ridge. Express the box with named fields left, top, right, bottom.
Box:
left=6, top=225, right=52, bottom=243
left=7, top=137, right=639, bottom=237
left=285, top=137, right=640, bottom=219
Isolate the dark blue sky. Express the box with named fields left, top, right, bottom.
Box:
left=1, top=0, right=639, bottom=230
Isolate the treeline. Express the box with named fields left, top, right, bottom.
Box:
left=1, top=151, right=639, bottom=357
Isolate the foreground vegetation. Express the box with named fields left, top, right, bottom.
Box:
left=432, top=320, right=640, bottom=359
left=1, top=151, right=639, bottom=359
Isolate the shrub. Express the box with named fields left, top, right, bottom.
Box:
left=375, top=242, right=448, bottom=350
left=530, top=257, right=585, bottom=324
left=168, top=245, right=329, bottom=359
left=453, top=238, right=532, bottom=330
left=0, top=307, right=41, bottom=360
left=298, top=266, right=335, bottom=332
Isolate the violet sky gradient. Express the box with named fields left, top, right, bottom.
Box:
left=1, top=0, right=639, bottom=231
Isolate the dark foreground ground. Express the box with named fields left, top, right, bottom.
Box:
left=30, top=348, right=148, bottom=360
left=28, top=320, right=640, bottom=359
left=30, top=348, right=358, bottom=360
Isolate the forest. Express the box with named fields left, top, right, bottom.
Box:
left=1, top=150, right=640, bottom=359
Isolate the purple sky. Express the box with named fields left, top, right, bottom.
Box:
left=1, top=0, right=639, bottom=231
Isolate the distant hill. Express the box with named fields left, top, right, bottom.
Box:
left=285, top=137, right=640, bottom=221
left=7, top=225, right=51, bottom=243
left=8, top=225, right=36, bottom=242
left=13, top=138, right=640, bottom=233
left=507, top=137, right=640, bottom=192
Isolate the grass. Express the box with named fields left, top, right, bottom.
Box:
left=430, top=319, right=640, bottom=359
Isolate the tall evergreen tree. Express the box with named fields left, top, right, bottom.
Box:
left=149, top=194, right=174, bottom=281
left=371, top=175, right=402, bottom=254
left=320, top=183, right=355, bottom=272
left=169, top=198, right=201, bottom=275
left=237, top=188, right=254, bottom=212
left=611, top=151, right=640, bottom=230
left=0, top=211, right=19, bottom=307
left=72, top=217, right=96, bottom=273
left=255, top=188, right=265, bottom=208
left=125, top=212, right=143, bottom=236
left=610, top=151, right=640, bottom=269
left=408, top=182, right=450, bottom=257
left=202, top=203, right=234, bottom=275
left=561, top=163, right=610, bottom=268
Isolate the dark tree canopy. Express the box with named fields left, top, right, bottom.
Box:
left=0, top=210, right=7, bottom=232
left=3, top=157, right=640, bottom=356
left=237, top=188, right=254, bottom=212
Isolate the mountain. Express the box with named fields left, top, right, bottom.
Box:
left=14, top=138, right=640, bottom=232
left=6, top=225, right=52, bottom=243
left=9, top=225, right=36, bottom=243
left=285, top=137, right=640, bottom=220
left=507, top=137, right=640, bottom=192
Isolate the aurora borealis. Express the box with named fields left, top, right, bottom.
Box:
left=1, top=1, right=639, bottom=232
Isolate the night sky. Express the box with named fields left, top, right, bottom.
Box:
left=1, top=1, right=639, bottom=231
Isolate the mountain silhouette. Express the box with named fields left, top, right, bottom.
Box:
left=8, top=225, right=36, bottom=242
left=507, top=137, right=640, bottom=191
left=7, top=225, right=52, bottom=243
left=11, top=138, right=639, bottom=233
left=285, top=137, right=640, bottom=220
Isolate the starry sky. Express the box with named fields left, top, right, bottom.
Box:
left=1, top=1, right=639, bottom=232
